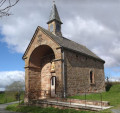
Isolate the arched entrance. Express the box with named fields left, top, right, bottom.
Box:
left=51, top=76, right=56, bottom=97
left=29, top=45, right=55, bottom=99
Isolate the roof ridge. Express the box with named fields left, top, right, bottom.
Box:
left=38, top=26, right=105, bottom=63
left=62, top=36, right=86, bottom=48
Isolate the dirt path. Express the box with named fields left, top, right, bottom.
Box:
left=0, top=101, right=22, bottom=113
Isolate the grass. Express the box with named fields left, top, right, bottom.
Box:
left=0, top=91, right=24, bottom=104
left=6, top=103, right=113, bottom=113
left=6, top=103, right=96, bottom=113
left=6, top=83, right=120, bottom=113
left=69, top=83, right=120, bottom=107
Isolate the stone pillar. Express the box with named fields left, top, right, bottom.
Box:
left=24, top=67, right=29, bottom=103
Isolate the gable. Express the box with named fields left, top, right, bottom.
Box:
left=22, top=26, right=60, bottom=59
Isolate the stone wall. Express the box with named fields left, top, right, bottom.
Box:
left=64, top=49, right=105, bottom=96
left=29, top=67, right=41, bottom=99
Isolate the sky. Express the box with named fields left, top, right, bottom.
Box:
left=0, top=0, right=120, bottom=90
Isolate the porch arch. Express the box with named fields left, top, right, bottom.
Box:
left=29, top=45, right=55, bottom=68
left=28, top=45, right=56, bottom=99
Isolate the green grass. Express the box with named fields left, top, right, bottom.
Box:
left=69, top=84, right=120, bottom=107
left=0, top=91, right=24, bottom=104
left=6, top=103, right=113, bottom=113
left=6, top=103, right=96, bottom=113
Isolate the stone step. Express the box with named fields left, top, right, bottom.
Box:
left=36, top=100, right=112, bottom=111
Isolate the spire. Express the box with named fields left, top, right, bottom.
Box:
left=47, top=1, right=63, bottom=24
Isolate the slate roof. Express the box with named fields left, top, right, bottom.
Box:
left=38, top=26, right=105, bottom=63
left=47, top=3, right=62, bottom=24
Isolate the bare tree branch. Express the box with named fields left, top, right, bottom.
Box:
left=0, top=0, right=6, bottom=7
left=0, top=0, right=5, bottom=4
left=0, top=0, right=19, bottom=17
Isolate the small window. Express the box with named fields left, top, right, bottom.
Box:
left=90, top=71, right=94, bottom=84
left=50, top=24, right=53, bottom=32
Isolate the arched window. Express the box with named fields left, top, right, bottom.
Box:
left=90, top=71, right=94, bottom=84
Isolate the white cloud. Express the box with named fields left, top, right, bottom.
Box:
left=0, top=88, right=5, bottom=91
left=1, top=15, right=43, bottom=53
left=62, top=16, right=120, bottom=68
left=0, top=71, right=25, bottom=91
left=63, top=16, right=109, bottom=35
left=109, top=76, right=120, bottom=82
left=0, top=0, right=120, bottom=69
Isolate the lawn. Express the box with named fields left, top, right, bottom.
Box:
left=6, top=83, right=120, bottom=113
left=0, top=91, right=24, bottom=104
left=6, top=103, right=112, bottom=113
left=69, top=83, right=120, bottom=107
left=6, top=103, right=96, bottom=113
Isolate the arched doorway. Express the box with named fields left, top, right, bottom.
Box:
left=29, top=45, right=55, bottom=99
left=51, top=76, right=56, bottom=97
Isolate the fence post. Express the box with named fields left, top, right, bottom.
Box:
left=100, top=93, right=102, bottom=109
left=57, top=92, right=58, bottom=103
left=69, top=92, right=71, bottom=105
left=18, top=90, right=21, bottom=105
left=85, top=91, right=86, bottom=108
left=70, top=98, right=71, bottom=105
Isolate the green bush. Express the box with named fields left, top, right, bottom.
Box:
left=105, top=82, right=112, bottom=91
left=14, top=92, right=20, bottom=100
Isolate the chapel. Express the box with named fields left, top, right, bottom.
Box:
left=23, top=2, right=105, bottom=103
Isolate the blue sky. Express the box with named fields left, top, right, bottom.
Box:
left=0, top=0, right=120, bottom=90
left=0, top=39, right=24, bottom=71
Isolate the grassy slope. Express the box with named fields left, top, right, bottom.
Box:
left=0, top=92, right=24, bottom=104
left=69, top=84, right=120, bottom=106
left=0, top=93, right=6, bottom=104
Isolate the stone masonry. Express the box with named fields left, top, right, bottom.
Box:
left=64, top=49, right=105, bottom=96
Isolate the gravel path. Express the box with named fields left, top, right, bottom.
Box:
left=0, top=101, right=22, bottom=113
left=111, top=109, right=120, bottom=113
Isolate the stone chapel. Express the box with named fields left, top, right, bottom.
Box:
left=23, top=2, right=105, bottom=103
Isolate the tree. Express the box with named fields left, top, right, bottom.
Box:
left=105, top=73, right=111, bottom=83
left=0, top=0, right=19, bottom=17
left=5, top=81, right=25, bottom=101
left=5, top=81, right=24, bottom=92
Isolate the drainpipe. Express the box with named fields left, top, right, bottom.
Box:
left=62, top=47, right=66, bottom=98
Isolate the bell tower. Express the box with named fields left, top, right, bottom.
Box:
left=47, top=1, right=63, bottom=37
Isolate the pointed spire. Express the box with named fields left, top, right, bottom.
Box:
left=47, top=1, right=63, bottom=24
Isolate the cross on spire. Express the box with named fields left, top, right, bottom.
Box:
left=53, top=0, right=55, bottom=4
